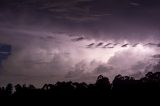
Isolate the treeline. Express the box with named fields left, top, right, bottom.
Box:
left=0, top=72, right=160, bottom=97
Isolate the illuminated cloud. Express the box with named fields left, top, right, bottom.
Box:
left=1, top=0, right=160, bottom=86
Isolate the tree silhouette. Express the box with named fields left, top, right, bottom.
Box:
left=0, top=72, right=160, bottom=98
left=95, top=75, right=111, bottom=96
left=5, top=83, right=13, bottom=96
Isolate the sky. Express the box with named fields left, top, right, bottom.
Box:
left=1, top=0, right=160, bottom=87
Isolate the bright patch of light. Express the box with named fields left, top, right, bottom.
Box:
left=81, top=41, right=156, bottom=63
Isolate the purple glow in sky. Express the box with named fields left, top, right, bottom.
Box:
left=1, top=0, right=160, bottom=87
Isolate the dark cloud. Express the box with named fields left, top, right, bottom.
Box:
left=121, top=44, right=129, bottom=47
left=94, top=65, right=113, bottom=74
left=144, top=43, right=160, bottom=48
left=103, top=43, right=112, bottom=48
left=144, top=61, right=160, bottom=75
left=71, top=37, right=85, bottom=42
left=152, top=54, right=160, bottom=59
left=96, top=42, right=103, bottom=47
left=40, top=36, right=55, bottom=41
left=103, top=43, right=120, bottom=48
left=157, top=44, right=160, bottom=47
left=0, top=43, right=12, bottom=64
left=1, top=0, right=160, bottom=41
left=131, top=61, right=149, bottom=71
left=86, top=43, right=95, bottom=48
left=0, top=43, right=11, bottom=53
left=132, top=43, right=139, bottom=47
left=152, top=62, right=160, bottom=72
left=145, top=43, right=157, bottom=46
left=107, top=47, right=114, bottom=49
left=113, top=43, right=119, bottom=46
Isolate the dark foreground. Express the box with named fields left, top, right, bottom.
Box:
left=1, top=72, right=160, bottom=102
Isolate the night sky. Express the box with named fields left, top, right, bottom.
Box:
left=1, top=0, right=160, bottom=87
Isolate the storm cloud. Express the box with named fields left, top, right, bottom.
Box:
left=0, top=0, right=160, bottom=41
left=1, top=0, right=160, bottom=86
